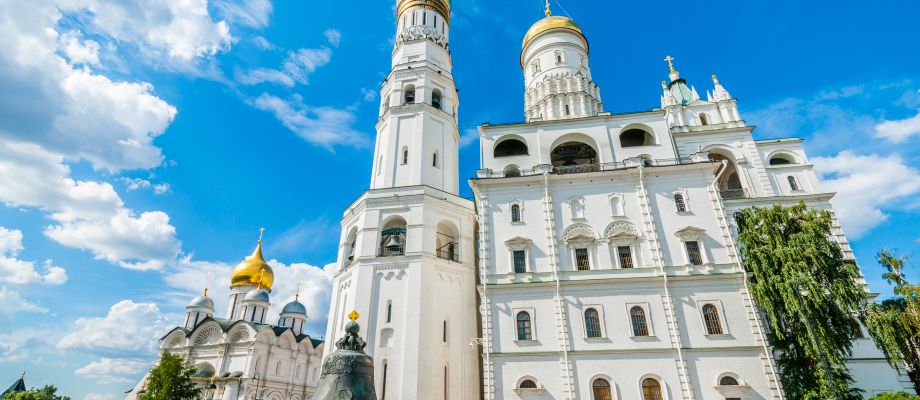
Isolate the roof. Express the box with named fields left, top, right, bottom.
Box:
left=3, top=375, right=26, bottom=396
left=164, top=317, right=324, bottom=347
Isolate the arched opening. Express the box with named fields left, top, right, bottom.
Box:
left=380, top=217, right=407, bottom=257
left=620, top=128, right=655, bottom=147
left=702, top=304, right=723, bottom=335
left=719, top=375, right=740, bottom=386
left=769, top=153, right=796, bottom=165
left=432, top=151, right=439, bottom=168
left=592, top=378, right=612, bottom=400
left=641, top=378, right=663, bottom=400
left=510, top=204, right=522, bottom=223
left=503, top=165, right=521, bottom=178
left=401, top=146, right=409, bottom=165
left=551, top=141, right=598, bottom=173
left=709, top=151, right=745, bottom=199
left=516, top=311, right=532, bottom=340
left=788, top=175, right=801, bottom=191
left=494, top=138, right=528, bottom=157
left=432, top=89, right=443, bottom=110
left=403, top=85, right=416, bottom=104
left=519, top=379, right=538, bottom=389
left=630, top=307, right=649, bottom=337
left=699, top=113, right=709, bottom=126
left=584, top=308, right=601, bottom=338
left=674, top=193, right=687, bottom=213
left=345, top=226, right=359, bottom=263
left=436, top=221, right=459, bottom=262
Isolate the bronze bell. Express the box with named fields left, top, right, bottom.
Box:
left=313, top=312, right=378, bottom=400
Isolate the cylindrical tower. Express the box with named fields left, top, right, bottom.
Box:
left=521, top=3, right=603, bottom=122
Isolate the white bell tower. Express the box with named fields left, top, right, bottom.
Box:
left=326, top=1, right=480, bottom=399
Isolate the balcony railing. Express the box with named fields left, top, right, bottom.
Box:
left=379, top=246, right=405, bottom=257
left=476, top=157, right=698, bottom=179
left=437, top=250, right=460, bottom=262
left=719, top=188, right=750, bottom=200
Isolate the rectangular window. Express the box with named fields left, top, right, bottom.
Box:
left=617, top=246, right=634, bottom=269
left=575, top=248, right=590, bottom=271
left=685, top=241, right=703, bottom=265
left=513, top=250, right=527, bottom=273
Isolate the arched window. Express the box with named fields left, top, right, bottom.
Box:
left=642, top=378, right=663, bottom=400
left=403, top=85, right=416, bottom=104
left=584, top=308, right=602, bottom=338
left=504, top=165, right=521, bottom=178
left=674, top=193, right=687, bottom=213
left=275, top=361, right=282, bottom=375
left=788, top=175, right=800, bottom=191
left=386, top=301, right=393, bottom=323
left=432, top=89, right=443, bottom=110
left=432, top=151, right=439, bottom=168
left=699, top=113, right=709, bottom=126
left=630, top=307, right=649, bottom=337
left=769, top=154, right=795, bottom=165
left=516, top=311, right=532, bottom=340
left=551, top=141, right=597, bottom=169
left=380, top=218, right=407, bottom=257
left=494, top=139, right=529, bottom=157
left=401, top=146, right=409, bottom=165
left=381, top=362, right=388, bottom=400
left=592, top=378, right=612, bottom=400
left=620, top=128, right=655, bottom=147
left=519, top=379, right=537, bottom=389
left=511, top=204, right=521, bottom=223
left=702, top=304, right=723, bottom=335
left=719, top=376, right=739, bottom=386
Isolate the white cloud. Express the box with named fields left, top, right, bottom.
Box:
left=0, top=1, right=178, bottom=172
left=324, top=29, right=342, bottom=47
left=251, top=35, right=274, bottom=50
left=121, top=178, right=170, bottom=195
left=459, top=128, right=479, bottom=147
left=0, top=141, right=181, bottom=270
left=214, top=0, right=274, bottom=29
left=0, top=227, right=67, bottom=286
left=75, top=358, right=148, bottom=385
left=59, top=31, right=100, bottom=66
left=252, top=93, right=367, bottom=148
left=875, top=111, right=920, bottom=143
left=235, top=67, right=295, bottom=87
left=813, top=151, right=920, bottom=237
left=0, top=287, right=48, bottom=322
left=58, top=300, right=175, bottom=356
left=282, top=47, right=333, bottom=85
left=62, top=0, right=232, bottom=61
left=361, top=88, right=377, bottom=102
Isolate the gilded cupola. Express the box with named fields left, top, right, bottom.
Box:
left=397, top=0, right=451, bottom=21
left=522, top=1, right=586, bottom=51
left=230, top=239, right=274, bottom=290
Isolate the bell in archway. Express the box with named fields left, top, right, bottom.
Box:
left=313, top=311, right=377, bottom=400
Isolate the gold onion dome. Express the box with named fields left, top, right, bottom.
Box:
left=522, top=2, right=586, bottom=51
left=397, top=0, right=451, bottom=21
left=230, top=240, right=274, bottom=290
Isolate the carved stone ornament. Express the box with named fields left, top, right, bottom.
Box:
left=398, top=26, right=447, bottom=48
left=605, top=222, right=639, bottom=239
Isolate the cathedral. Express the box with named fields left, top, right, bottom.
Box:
left=126, top=238, right=325, bottom=400
left=130, top=0, right=914, bottom=399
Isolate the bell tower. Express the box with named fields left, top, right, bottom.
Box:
left=370, top=0, right=460, bottom=194
left=326, top=1, right=480, bottom=399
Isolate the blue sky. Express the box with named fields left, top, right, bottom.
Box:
left=0, top=0, right=918, bottom=398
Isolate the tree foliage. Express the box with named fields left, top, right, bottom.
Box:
left=863, top=245, right=920, bottom=392
left=736, top=203, right=866, bottom=399
left=139, top=352, right=201, bottom=400
left=867, top=392, right=920, bottom=400
left=2, top=385, right=70, bottom=400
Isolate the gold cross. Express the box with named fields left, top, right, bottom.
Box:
left=348, top=310, right=360, bottom=322
left=258, top=227, right=266, bottom=242
left=664, top=55, right=675, bottom=71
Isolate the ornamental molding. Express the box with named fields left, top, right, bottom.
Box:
left=397, top=26, right=448, bottom=48
left=562, top=223, right=597, bottom=244
left=605, top=221, right=639, bottom=239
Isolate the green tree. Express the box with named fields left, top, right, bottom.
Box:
left=736, top=203, right=866, bottom=399
left=3, top=385, right=70, bottom=400
left=867, top=392, right=920, bottom=400
left=863, top=245, right=920, bottom=392
left=139, top=352, right=201, bottom=400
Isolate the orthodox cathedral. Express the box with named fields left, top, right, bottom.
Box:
left=131, top=0, right=914, bottom=399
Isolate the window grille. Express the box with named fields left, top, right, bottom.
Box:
left=642, top=378, right=663, bottom=400
left=575, top=248, right=590, bottom=271
left=584, top=309, right=602, bottom=338
left=630, top=307, right=649, bottom=336
left=511, top=204, right=521, bottom=222
left=685, top=241, right=703, bottom=265
left=703, top=304, right=723, bottom=335
left=516, top=312, right=532, bottom=340
left=674, top=193, right=687, bottom=212
left=513, top=250, right=527, bottom=273
left=617, top=246, right=634, bottom=269
left=592, top=379, right=612, bottom=400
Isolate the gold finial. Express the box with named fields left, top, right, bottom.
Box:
left=348, top=310, right=360, bottom=322
left=664, top=55, right=675, bottom=72
left=545, top=0, right=552, bottom=17
left=712, top=74, right=718, bottom=80
left=661, top=80, right=668, bottom=89
left=203, top=272, right=212, bottom=297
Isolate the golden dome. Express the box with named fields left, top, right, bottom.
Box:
left=522, top=15, right=586, bottom=50
left=397, top=0, right=450, bottom=22
left=230, top=240, right=274, bottom=290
